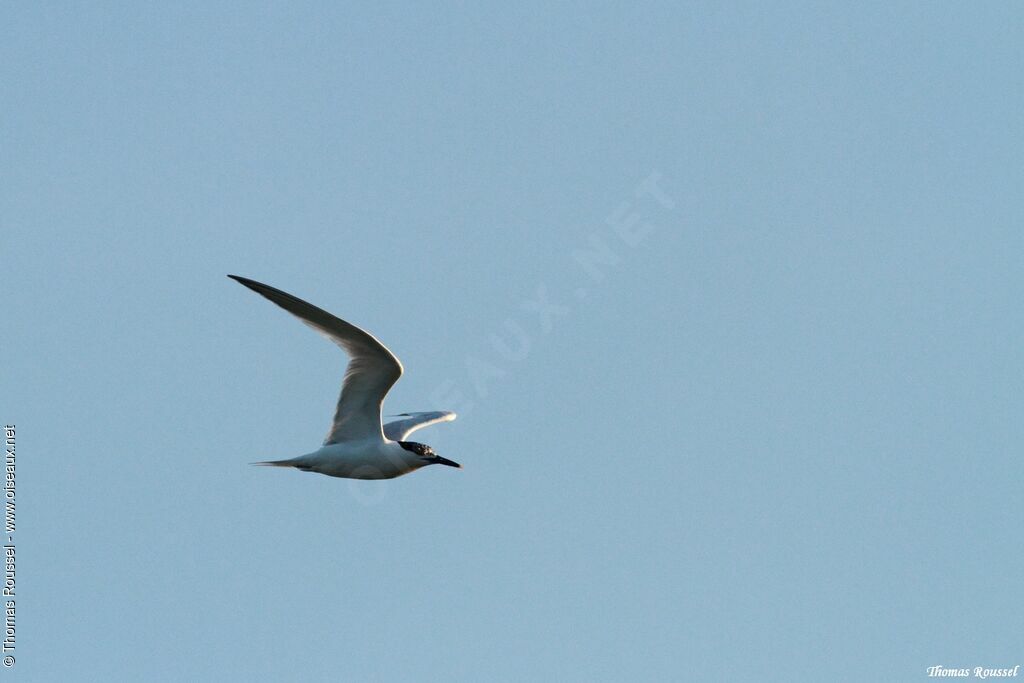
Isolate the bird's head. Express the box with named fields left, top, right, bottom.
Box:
left=398, top=441, right=461, bottom=469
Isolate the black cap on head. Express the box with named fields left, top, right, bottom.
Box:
left=398, top=441, right=460, bottom=468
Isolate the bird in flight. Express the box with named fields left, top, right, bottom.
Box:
left=229, top=275, right=461, bottom=479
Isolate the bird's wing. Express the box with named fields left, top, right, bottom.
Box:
left=382, top=411, right=457, bottom=441
left=228, top=275, right=403, bottom=444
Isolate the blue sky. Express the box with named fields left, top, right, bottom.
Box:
left=3, top=3, right=1022, bottom=681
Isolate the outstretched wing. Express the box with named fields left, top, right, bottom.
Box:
left=228, top=275, right=403, bottom=444
left=383, top=411, right=457, bottom=441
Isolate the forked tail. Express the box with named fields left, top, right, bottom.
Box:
left=251, top=458, right=313, bottom=472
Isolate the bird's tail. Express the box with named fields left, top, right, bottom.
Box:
left=251, top=459, right=298, bottom=467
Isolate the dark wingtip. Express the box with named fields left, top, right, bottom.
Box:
left=227, top=274, right=261, bottom=291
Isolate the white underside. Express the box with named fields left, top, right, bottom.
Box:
left=289, top=439, right=422, bottom=480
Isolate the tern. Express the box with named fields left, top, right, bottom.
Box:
left=228, top=275, right=461, bottom=479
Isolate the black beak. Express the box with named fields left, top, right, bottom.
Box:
left=432, top=455, right=461, bottom=469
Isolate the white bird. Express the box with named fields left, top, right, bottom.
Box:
left=229, top=275, right=461, bottom=479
